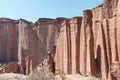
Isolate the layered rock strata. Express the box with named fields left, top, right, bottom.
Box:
left=55, top=0, right=120, bottom=80
left=0, top=18, right=18, bottom=63
left=0, top=17, right=66, bottom=74
left=0, top=18, right=65, bottom=63
left=0, top=0, right=120, bottom=80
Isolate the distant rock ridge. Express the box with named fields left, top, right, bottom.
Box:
left=0, top=0, right=120, bottom=80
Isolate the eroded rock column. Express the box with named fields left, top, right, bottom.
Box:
left=70, top=17, right=81, bottom=73
left=80, top=10, right=96, bottom=76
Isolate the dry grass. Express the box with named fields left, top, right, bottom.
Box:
left=27, top=61, right=54, bottom=80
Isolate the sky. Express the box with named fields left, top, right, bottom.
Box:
left=0, top=0, right=103, bottom=22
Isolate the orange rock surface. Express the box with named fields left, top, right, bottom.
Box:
left=0, top=0, right=120, bottom=80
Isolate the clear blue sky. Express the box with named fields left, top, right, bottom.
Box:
left=0, top=0, right=103, bottom=22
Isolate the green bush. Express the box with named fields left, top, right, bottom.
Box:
left=27, top=63, right=54, bottom=80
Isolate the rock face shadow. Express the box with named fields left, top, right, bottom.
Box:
left=96, top=45, right=102, bottom=77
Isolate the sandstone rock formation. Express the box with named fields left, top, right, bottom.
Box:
left=0, top=62, right=18, bottom=74
left=0, top=55, right=35, bottom=75
left=55, top=17, right=82, bottom=74
left=55, top=0, right=120, bottom=80
left=0, top=0, right=120, bottom=80
left=25, top=55, right=35, bottom=75
left=0, top=17, right=66, bottom=74
left=0, top=17, right=65, bottom=64
left=0, top=18, right=18, bottom=63
left=18, top=18, right=66, bottom=64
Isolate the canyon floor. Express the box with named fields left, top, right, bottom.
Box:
left=0, top=73, right=103, bottom=80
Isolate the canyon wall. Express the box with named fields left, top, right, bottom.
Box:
left=55, top=17, right=82, bottom=74
left=55, top=0, right=120, bottom=80
left=0, top=0, right=120, bottom=80
left=0, top=17, right=66, bottom=74
left=33, top=18, right=65, bottom=63
left=0, top=18, right=18, bottom=63
left=0, top=18, right=65, bottom=64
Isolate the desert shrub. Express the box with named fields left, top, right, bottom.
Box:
left=27, top=62, right=54, bottom=80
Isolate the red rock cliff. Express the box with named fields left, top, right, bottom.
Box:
left=0, top=17, right=66, bottom=64
left=0, top=0, right=120, bottom=80
left=55, top=0, right=120, bottom=80
left=0, top=18, right=18, bottom=63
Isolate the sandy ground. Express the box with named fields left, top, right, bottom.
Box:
left=0, top=73, right=27, bottom=80
left=0, top=73, right=104, bottom=80
left=55, top=74, right=104, bottom=80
